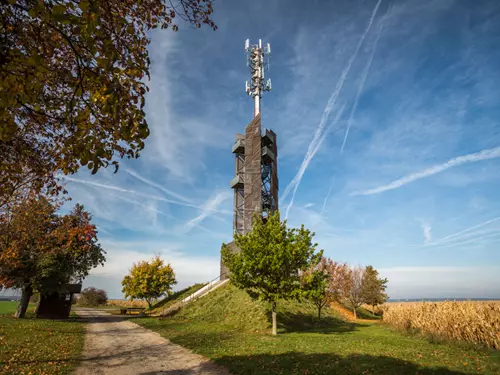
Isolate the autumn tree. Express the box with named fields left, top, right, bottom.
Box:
left=78, top=287, right=108, bottom=306
left=121, top=255, right=176, bottom=309
left=345, top=266, right=366, bottom=320
left=1, top=0, right=217, bottom=207
left=361, top=265, right=388, bottom=313
left=222, top=211, right=323, bottom=335
left=302, top=257, right=351, bottom=320
left=0, top=197, right=105, bottom=318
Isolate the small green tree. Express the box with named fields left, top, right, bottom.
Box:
left=361, top=265, right=388, bottom=313
left=222, top=211, right=322, bottom=335
left=301, top=269, right=328, bottom=320
left=302, top=257, right=351, bottom=320
left=121, top=255, right=176, bottom=309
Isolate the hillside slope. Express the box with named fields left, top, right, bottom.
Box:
left=135, top=282, right=500, bottom=375
left=166, top=282, right=347, bottom=333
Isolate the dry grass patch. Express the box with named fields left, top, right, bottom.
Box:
left=382, top=301, right=500, bottom=349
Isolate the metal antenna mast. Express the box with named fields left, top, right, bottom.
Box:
left=245, top=39, right=271, bottom=117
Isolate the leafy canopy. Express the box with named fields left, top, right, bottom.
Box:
left=222, top=211, right=323, bottom=305
left=0, top=197, right=106, bottom=294
left=121, top=255, right=177, bottom=308
left=1, top=0, right=217, bottom=207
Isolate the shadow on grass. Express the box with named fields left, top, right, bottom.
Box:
left=214, top=352, right=468, bottom=375
left=276, top=310, right=367, bottom=334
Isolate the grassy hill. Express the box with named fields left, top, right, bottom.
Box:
left=150, top=283, right=206, bottom=314
left=135, top=282, right=500, bottom=375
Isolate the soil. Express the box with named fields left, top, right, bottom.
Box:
left=74, top=308, right=231, bottom=375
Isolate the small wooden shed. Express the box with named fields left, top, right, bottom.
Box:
left=36, top=284, right=82, bottom=319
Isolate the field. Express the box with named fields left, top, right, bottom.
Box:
left=382, top=301, right=500, bottom=350
left=135, top=283, right=500, bottom=375
left=0, top=301, right=18, bottom=315
left=0, top=301, right=85, bottom=375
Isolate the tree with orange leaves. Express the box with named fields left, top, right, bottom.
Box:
left=0, top=197, right=105, bottom=318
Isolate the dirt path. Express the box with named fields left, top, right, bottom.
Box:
left=74, top=308, right=231, bottom=375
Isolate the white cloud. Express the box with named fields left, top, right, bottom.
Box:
left=352, top=146, right=500, bottom=196
left=87, top=242, right=221, bottom=298
left=420, top=221, right=432, bottom=245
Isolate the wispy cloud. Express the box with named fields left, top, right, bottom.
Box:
left=340, top=17, right=385, bottom=153
left=184, top=191, right=232, bottom=232
left=420, top=221, right=432, bottom=245
left=62, top=176, right=232, bottom=214
left=281, top=0, right=383, bottom=218
left=352, top=146, right=500, bottom=196
left=284, top=105, right=346, bottom=219
left=125, top=168, right=192, bottom=203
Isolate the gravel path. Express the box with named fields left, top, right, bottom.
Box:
left=74, top=308, right=231, bottom=375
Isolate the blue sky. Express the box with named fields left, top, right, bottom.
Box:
left=60, top=0, right=500, bottom=299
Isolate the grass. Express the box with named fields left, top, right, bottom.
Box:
left=0, top=302, right=18, bottom=315
left=135, top=283, right=500, bottom=375
left=150, top=283, right=207, bottom=314
left=0, top=302, right=85, bottom=375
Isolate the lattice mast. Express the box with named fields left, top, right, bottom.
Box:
left=245, top=39, right=272, bottom=118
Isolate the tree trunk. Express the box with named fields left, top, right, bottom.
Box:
left=271, top=302, right=277, bottom=336
left=352, top=306, right=357, bottom=320
left=147, top=299, right=152, bottom=309
left=317, top=305, right=322, bottom=320
left=15, top=285, right=33, bottom=318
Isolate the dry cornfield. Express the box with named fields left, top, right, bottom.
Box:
left=106, top=299, right=149, bottom=308
left=381, top=301, right=500, bottom=349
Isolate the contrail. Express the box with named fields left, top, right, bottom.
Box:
left=62, top=176, right=231, bottom=214
left=280, top=0, right=383, bottom=210
left=320, top=177, right=335, bottom=216
left=431, top=231, right=500, bottom=250
left=426, top=216, right=500, bottom=246
left=340, top=18, right=385, bottom=154
left=351, top=146, right=500, bottom=196
left=284, top=105, right=345, bottom=219
left=125, top=168, right=192, bottom=203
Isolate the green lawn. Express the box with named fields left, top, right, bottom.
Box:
left=0, top=301, right=18, bottom=315
left=135, top=283, right=500, bottom=375
left=0, top=302, right=85, bottom=375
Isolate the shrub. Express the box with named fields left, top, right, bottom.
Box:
left=77, top=287, right=108, bottom=306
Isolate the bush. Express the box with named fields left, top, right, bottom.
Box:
left=77, top=287, right=108, bottom=306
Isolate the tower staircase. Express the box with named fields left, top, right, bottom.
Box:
left=159, top=274, right=229, bottom=317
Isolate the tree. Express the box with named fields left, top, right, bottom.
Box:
left=1, top=0, right=217, bottom=207
left=361, top=265, right=388, bottom=313
left=121, top=255, right=176, bottom=309
left=0, top=197, right=105, bottom=318
left=222, top=211, right=323, bottom=335
left=78, top=287, right=108, bottom=306
left=301, top=269, right=328, bottom=320
left=302, top=257, right=351, bottom=320
left=345, top=266, right=366, bottom=320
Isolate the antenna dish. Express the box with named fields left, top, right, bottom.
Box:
left=267, top=43, right=271, bottom=54
left=245, top=39, right=249, bottom=51
left=259, top=39, right=262, bottom=48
